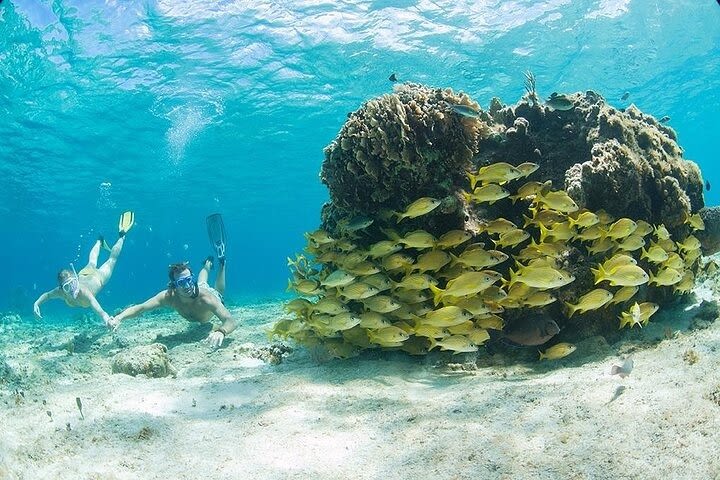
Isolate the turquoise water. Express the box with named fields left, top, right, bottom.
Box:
left=2, top=0, right=719, bottom=314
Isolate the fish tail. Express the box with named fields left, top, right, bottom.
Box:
left=539, top=223, right=550, bottom=243
left=522, top=214, right=534, bottom=228
left=461, top=190, right=472, bottom=204
left=286, top=279, right=293, bottom=292
left=564, top=301, right=576, bottom=318
left=428, top=337, right=439, bottom=351
left=640, top=247, right=649, bottom=260
left=467, top=172, right=477, bottom=190
left=591, top=265, right=606, bottom=285
left=538, top=350, right=546, bottom=360
left=449, top=253, right=460, bottom=267
left=429, top=284, right=444, bottom=306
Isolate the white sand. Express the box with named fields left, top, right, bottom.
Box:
left=2, top=294, right=720, bottom=480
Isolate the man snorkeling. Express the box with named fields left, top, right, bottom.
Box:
left=108, top=256, right=236, bottom=348
left=108, top=213, right=235, bottom=348
left=33, top=211, right=135, bottom=326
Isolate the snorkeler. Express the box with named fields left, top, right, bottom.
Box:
left=33, top=211, right=135, bottom=326
left=108, top=214, right=235, bottom=348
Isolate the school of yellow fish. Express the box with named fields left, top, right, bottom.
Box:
left=272, top=161, right=704, bottom=360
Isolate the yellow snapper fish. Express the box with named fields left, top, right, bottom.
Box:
left=462, top=184, right=511, bottom=205
left=607, top=285, right=639, bottom=305
left=451, top=249, right=509, bottom=269
left=435, top=230, right=473, bottom=249
left=618, top=302, right=644, bottom=329
left=638, top=302, right=660, bottom=326
left=516, top=162, right=540, bottom=178
left=367, top=326, right=409, bottom=346
left=339, top=250, right=369, bottom=268
left=326, top=312, right=362, bottom=332
left=523, top=207, right=566, bottom=228
left=468, top=328, right=491, bottom=345
left=347, top=261, right=382, bottom=277
left=649, top=267, right=683, bottom=286
left=319, top=269, right=356, bottom=288
left=601, top=253, right=637, bottom=272
left=382, top=253, right=415, bottom=272
left=564, top=289, right=614, bottom=318
left=684, top=212, right=705, bottom=231
left=288, top=278, right=322, bottom=295
left=587, top=237, right=615, bottom=255
left=673, top=270, right=695, bottom=294
left=394, top=197, right=441, bottom=222
left=430, top=271, right=502, bottom=305
left=311, top=297, right=350, bottom=315
left=362, top=295, right=403, bottom=313
left=393, top=273, right=438, bottom=290
left=305, top=229, right=335, bottom=245
left=362, top=273, right=393, bottom=292
left=414, top=324, right=450, bottom=339
left=454, top=296, right=500, bottom=316
left=595, top=209, right=615, bottom=225
left=641, top=245, right=670, bottom=263
left=634, top=220, right=654, bottom=237
left=615, top=234, right=645, bottom=252
left=539, top=342, right=577, bottom=360
left=592, top=264, right=649, bottom=286
left=654, top=224, right=671, bottom=241
left=284, top=298, right=312, bottom=314
left=429, top=335, right=478, bottom=354
left=339, top=282, right=380, bottom=300
left=538, top=221, right=575, bottom=243
left=480, top=218, right=518, bottom=235
left=367, top=240, right=402, bottom=259
left=447, top=320, right=476, bottom=335
left=677, top=235, right=701, bottom=252
left=567, top=211, right=599, bottom=229
left=493, top=228, right=531, bottom=248
left=393, top=288, right=432, bottom=304
left=509, top=265, right=575, bottom=289
left=523, top=291, right=558, bottom=307
left=397, top=230, right=437, bottom=249
left=604, top=218, right=637, bottom=239
left=475, top=314, right=505, bottom=331
left=509, top=180, right=552, bottom=203
left=412, top=250, right=452, bottom=272
left=469, top=162, right=523, bottom=189
left=574, top=224, right=604, bottom=242
left=358, top=311, right=392, bottom=329
left=420, top=306, right=474, bottom=327
left=534, top=190, right=579, bottom=213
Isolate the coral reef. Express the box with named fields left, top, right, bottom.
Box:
left=277, top=83, right=710, bottom=359
left=111, top=343, right=177, bottom=378
left=320, top=83, right=489, bottom=223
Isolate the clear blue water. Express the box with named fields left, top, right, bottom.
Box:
left=2, top=0, right=719, bottom=315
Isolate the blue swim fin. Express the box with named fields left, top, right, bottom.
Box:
left=206, top=213, right=226, bottom=261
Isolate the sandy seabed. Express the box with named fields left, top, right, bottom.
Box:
left=2, top=285, right=720, bottom=480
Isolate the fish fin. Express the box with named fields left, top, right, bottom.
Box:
left=564, top=301, right=575, bottom=318
left=429, top=284, right=443, bottom=306
left=610, top=365, right=620, bottom=376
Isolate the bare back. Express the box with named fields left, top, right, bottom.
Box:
left=164, top=288, right=224, bottom=323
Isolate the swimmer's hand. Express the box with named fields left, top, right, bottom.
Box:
left=33, top=302, right=42, bottom=319
left=207, top=331, right=225, bottom=348
left=105, top=315, right=120, bottom=331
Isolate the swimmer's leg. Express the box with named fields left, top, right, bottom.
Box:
left=198, top=256, right=213, bottom=285
left=215, top=258, right=226, bottom=295
left=86, top=237, right=103, bottom=269
left=96, top=237, right=125, bottom=287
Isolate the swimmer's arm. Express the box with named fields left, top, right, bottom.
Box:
left=211, top=301, right=237, bottom=336
left=86, top=291, right=111, bottom=324
left=33, top=288, right=61, bottom=318
left=113, top=291, right=169, bottom=324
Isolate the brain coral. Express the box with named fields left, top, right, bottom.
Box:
left=320, top=83, right=489, bottom=218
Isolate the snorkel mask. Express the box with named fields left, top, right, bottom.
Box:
left=61, top=264, right=80, bottom=299
left=173, top=273, right=197, bottom=298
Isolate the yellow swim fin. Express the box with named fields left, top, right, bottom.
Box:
left=118, top=211, right=135, bottom=237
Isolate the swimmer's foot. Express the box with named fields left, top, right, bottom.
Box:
left=218, top=256, right=226, bottom=267
left=203, top=255, right=214, bottom=270
left=98, top=235, right=112, bottom=252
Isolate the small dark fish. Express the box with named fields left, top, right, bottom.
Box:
left=450, top=104, right=480, bottom=118
left=706, top=180, right=711, bottom=191
left=76, top=396, right=85, bottom=420
left=621, top=91, right=630, bottom=101
left=502, top=314, right=560, bottom=346
left=340, top=215, right=374, bottom=232
left=610, top=357, right=634, bottom=378
left=545, top=94, right=574, bottom=111
left=607, top=385, right=626, bottom=404
left=660, top=115, right=670, bottom=123
left=388, top=73, right=398, bottom=82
